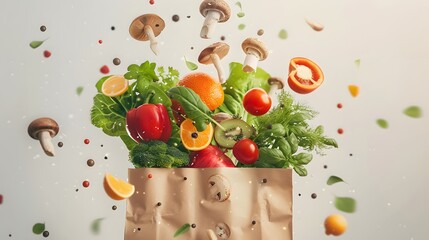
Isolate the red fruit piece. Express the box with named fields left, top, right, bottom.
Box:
left=0, top=194, right=3, bottom=204
left=126, top=108, right=141, bottom=142
left=189, top=145, right=235, bottom=168
left=171, top=100, right=186, bottom=125
left=100, top=65, right=110, bottom=74
left=82, top=180, right=90, bottom=188
left=43, top=50, right=51, bottom=58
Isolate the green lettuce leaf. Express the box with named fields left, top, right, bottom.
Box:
left=223, top=62, right=271, bottom=96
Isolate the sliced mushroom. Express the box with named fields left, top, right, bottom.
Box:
left=28, top=117, right=59, bottom=157
left=208, top=175, right=231, bottom=202
left=206, top=229, right=218, bottom=240
left=198, top=42, right=230, bottom=83
left=267, top=77, right=285, bottom=95
left=305, top=18, right=324, bottom=32
left=129, top=14, right=165, bottom=55
left=241, top=38, right=268, bottom=73
left=215, top=223, right=231, bottom=239
left=200, top=0, right=231, bottom=39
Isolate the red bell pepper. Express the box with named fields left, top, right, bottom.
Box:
left=126, top=104, right=172, bottom=143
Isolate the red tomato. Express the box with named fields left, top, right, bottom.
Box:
left=243, top=88, right=271, bottom=116
left=233, top=139, right=259, bottom=165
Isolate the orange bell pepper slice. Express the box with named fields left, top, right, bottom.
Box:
left=288, top=57, right=324, bottom=94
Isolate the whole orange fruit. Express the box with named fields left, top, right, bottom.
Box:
left=178, top=72, right=224, bottom=111
left=324, top=214, right=347, bottom=236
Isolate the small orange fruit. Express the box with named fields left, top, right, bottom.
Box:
left=348, top=85, right=359, bottom=97
left=324, top=214, right=348, bottom=236
left=101, top=75, right=128, bottom=97
left=178, top=72, right=224, bottom=111
left=180, top=118, right=214, bottom=151
left=103, top=173, right=135, bottom=200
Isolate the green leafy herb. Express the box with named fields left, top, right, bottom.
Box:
left=184, top=57, right=198, bottom=71
left=90, top=218, right=104, bottom=235
left=278, top=29, right=288, bottom=39
left=174, top=223, right=190, bottom=238
left=403, top=106, right=422, bottom=118
left=223, top=62, right=271, bottom=96
left=168, top=86, right=216, bottom=132
left=235, top=2, right=242, bottom=9
left=335, top=196, right=357, bottom=213
left=32, top=223, right=45, bottom=234
left=29, top=40, right=45, bottom=49
left=327, top=176, right=346, bottom=185
left=354, top=59, right=361, bottom=67
left=90, top=94, right=128, bottom=136
left=76, top=86, right=84, bottom=96
left=237, top=12, right=245, bottom=18
left=238, top=24, right=246, bottom=30
left=376, top=119, right=388, bottom=129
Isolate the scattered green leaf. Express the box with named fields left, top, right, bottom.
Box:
left=32, top=223, right=45, bottom=235
left=237, top=12, right=245, bottom=18
left=327, top=176, right=346, bottom=185
left=235, top=2, right=242, bottom=9
left=91, top=218, right=104, bottom=235
left=184, top=57, right=198, bottom=71
left=29, top=40, right=45, bottom=49
left=354, top=59, right=361, bottom=67
left=238, top=24, right=246, bottom=30
left=174, top=223, right=190, bottom=238
left=335, top=196, right=356, bottom=213
left=76, top=86, right=84, bottom=96
left=376, top=119, right=388, bottom=129
left=278, top=29, right=288, bottom=39
left=403, top=106, right=422, bottom=118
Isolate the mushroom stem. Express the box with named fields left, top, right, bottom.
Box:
left=144, top=25, right=159, bottom=55
left=210, top=54, right=224, bottom=83
left=206, top=229, right=217, bottom=240
left=243, top=49, right=261, bottom=72
left=200, top=11, right=221, bottom=39
left=38, top=131, right=55, bottom=156
left=268, top=86, right=279, bottom=96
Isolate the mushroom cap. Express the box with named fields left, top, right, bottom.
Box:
left=199, top=0, right=231, bottom=23
left=129, top=14, right=165, bottom=41
left=28, top=117, right=59, bottom=140
left=241, top=38, right=269, bottom=61
left=198, top=42, right=230, bottom=64
left=268, top=77, right=285, bottom=89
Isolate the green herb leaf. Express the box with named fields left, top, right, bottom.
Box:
left=120, top=135, right=138, bottom=151
left=29, top=40, right=45, bottom=49
left=223, top=62, right=271, bottom=96
left=293, top=165, right=307, bottom=176
left=235, top=1, right=242, bottom=9
left=184, top=57, right=198, bottom=71
left=90, top=218, right=104, bottom=235
left=354, top=59, right=361, bottom=67
left=76, top=86, right=84, bottom=96
left=275, top=138, right=292, bottom=158
left=403, top=106, right=422, bottom=118
left=278, top=29, right=288, bottom=39
left=217, top=93, right=243, bottom=116
left=287, top=133, right=299, bottom=154
left=168, top=86, right=212, bottom=132
left=90, top=94, right=127, bottom=136
left=335, top=196, right=357, bottom=213
left=327, top=176, right=345, bottom=185
left=254, top=147, right=286, bottom=168
left=174, top=223, right=190, bottom=238
left=238, top=24, right=246, bottom=30
left=292, top=153, right=313, bottom=165
left=237, top=12, right=245, bottom=18
left=32, top=223, right=45, bottom=234
left=376, top=119, right=389, bottom=129
left=95, top=75, right=112, bottom=93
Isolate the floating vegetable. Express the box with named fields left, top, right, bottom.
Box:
left=129, top=14, right=165, bottom=55
left=348, top=85, right=359, bottom=97
left=288, top=57, right=324, bottom=94
left=198, top=42, right=230, bottom=83
left=305, top=18, right=324, bottom=31
left=241, top=38, right=268, bottom=72
left=199, top=0, right=231, bottom=39
left=29, top=40, right=46, bottom=49
left=103, top=173, right=135, bottom=200
left=101, top=75, right=129, bottom=97
left=403, top=106, right=422, bottom=118
left=28, top=118, right=59, bottom=157
left=324, top=214, right=347, bottom=236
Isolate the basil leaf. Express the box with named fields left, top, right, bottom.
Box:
left=292, top=153, right=313, bottom=165
left=29, top=40, right=45, bottom=49
left=315, top=125, right=324, bottom=134
left=255, top=148, right=286, bottom=168
left=335, top=196, right=357, bottom=213
left=90, top=218, right=104, bottom=235
left=275, top=138, right=291, bottom=157
left=184, top=57, right=198, bottom=71
left=32, top=223, right=45, bottom=234
left=293, top=165, right=307, bottom=176
left=168, top=86, right=212, bottom=132
left=90, top=94, right=127, bottom=136
left=138, top=84, right=172, bottom=107
left=174, top=223, right=190, bottom=237
left=287, top=133, right=299, bottom=154
left=217, top=94, right=243, bottom=116
left=322, top=138, right=338, bottom=148
left=127, top=64, right=140, bottom=72
left=327, top=176, right=345, bottom=185
left=76, top=86, right=84, bottom=96
left=270, top=124, right=286, bottom=137
left=376, top=119, right=389, bottom=129
left=403, top=106, right=422, bottom=118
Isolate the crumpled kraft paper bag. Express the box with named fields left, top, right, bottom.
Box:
left=125, top=168, right=292, bottom=240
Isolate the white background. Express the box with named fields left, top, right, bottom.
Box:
left=0, top=0, right=428, bottom=239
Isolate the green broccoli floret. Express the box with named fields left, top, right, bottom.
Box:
left=129, top=140, right=189, bottom=168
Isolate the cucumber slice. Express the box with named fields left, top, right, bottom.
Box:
left=214, top=119, right=255, bottom=148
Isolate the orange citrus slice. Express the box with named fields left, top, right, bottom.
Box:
left=101, top=75, right=128, bottom=97
left=180, top=118, right=214, bottom=151
left=103, top=173, right=135, bottom=200
left=348, top=85, right=359, bottom=97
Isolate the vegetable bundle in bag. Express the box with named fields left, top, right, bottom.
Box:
left=125, top=168, right=292, bottom=240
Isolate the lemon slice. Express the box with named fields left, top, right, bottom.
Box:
left=101, top=75, right=128, bottom=97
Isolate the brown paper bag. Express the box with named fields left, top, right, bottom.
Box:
left=125, top=168, right=292, bottom=240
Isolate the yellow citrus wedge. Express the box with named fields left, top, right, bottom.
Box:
left=180, top=118, right=214, bottom=151
left=348, top=85, right=359, bottom=97
left=103, top=173, right=135, bottom=200
left=101, top=75, right=128, bottom=97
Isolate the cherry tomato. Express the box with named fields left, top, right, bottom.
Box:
left=233, top=139, right=259, bottom=165
left=243, top=88, right=271, bottom=116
